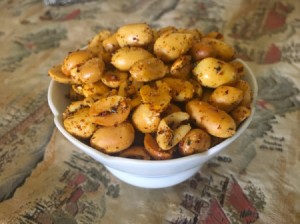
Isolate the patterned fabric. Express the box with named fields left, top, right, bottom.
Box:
left=0, top=0, right=299, bottom=223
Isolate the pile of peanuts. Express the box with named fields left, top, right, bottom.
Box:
left=48, top=23, right=253, bottom=160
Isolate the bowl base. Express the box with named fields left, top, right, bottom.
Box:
left=106, top=166, right=201, bottom=189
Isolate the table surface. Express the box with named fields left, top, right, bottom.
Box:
left=0, top=0, right=300, bottom=223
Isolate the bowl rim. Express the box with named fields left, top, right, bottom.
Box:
left=48, top=59, right=258, bottom=169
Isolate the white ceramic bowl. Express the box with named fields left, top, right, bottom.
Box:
left=48, top=59, right=257, bottom=189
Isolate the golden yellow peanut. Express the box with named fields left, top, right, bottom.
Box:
left=170, top=55, right=193, bottom=79
left=161, top=78, right=194, bottom=102
left=144, top=134, right=174, bottom=160
left=101, top=70, right=128, bottom=88
left=116, top=23, right=153, bottom=48
left=89, top=95, right=130, bottom=126
left=88, top=30, right=111, bottom=56
left=118, top=146, right=151, bottom=160
left=130, top=57, right=168, bottom=82
left=156, top=112, right=191, bottom=150
left=111, top=47, right=153, bottom=71
left=78, top=57, right=105, bottom=84
left=178, top=129, right=211, bottom=156
left=63, top=107, right=97, bottom=139
left=201, top=37, right=236, bottom=61
left=63, top=100, right=87, bottom=119
left=139, top=82, right=172, bottom=112
left=154, top=32, right=193, bottom=62
left=193, top=57, right=238, bottom=88
left=61, top=50, right=93, bottom=76
left=81, top=81, right=110, bottom=98
left=186, top=100, right=236, bottom=138
left=132, top=104, right=161, bottom=133
left=48, top=64, right=73, bottom=84
left=232, top=79, right=253, bottom=107
left=208, top=86, right=243, bottom=112
left=90, top=121, right=135, bottom=154
left=230, top=105, right=251, bottom=126
left=102, top=33, right=120, bottom=53
left=190, top=42, right=216, bottom=61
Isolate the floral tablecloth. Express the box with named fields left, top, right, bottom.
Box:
left=0, top=0, right=299, bottom=223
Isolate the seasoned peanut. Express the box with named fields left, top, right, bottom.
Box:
left=232, top=80, right=253, bottom=107
left=230, top=105, right=251, bottom=126
left=144, top=134, right=173, bottom=160
left=139, top=82, right=171, bottom=112
left=118, top=146, right=151, bottom=160
left=179, top=129, right=211, bottom=156
left=89, top=95, right=130, bottom=126
left=132, top=104, right=160, bottom=133
left=190, top=42, right=216, bottom=61
left=48, top=64, right=73, bottom=84
left=61, top=50, right=93, bottom=76
left=186, top=100, right=236, bottom=138
left=78, top=57, right=105, bottom=84
left=201, top=37, right=236, bottom=61
left=193, top=57, right=238, bottom=88
left=161, top=77, right=194, bottom=102
left=81, top=81, right=110, bottom=98
left=90, top=121, right=135, bottom=154
left=111, top=46, right=153, bottom=71
left=101, top=70, right=128, bottom=88
left=130, top=57, right=168, bottom=82
left=154, top=32, right=193, bottom=62
left=116, top=23, right=153, bottom=48
left=208, top=86, right=243, bottom=112
left=102, top=33, right=120, bottom=53
left=64, top=107, right=97, bottom=139
left=156, top=112, right=191, bottom=150
left=170, top=55, right=193, bottom=79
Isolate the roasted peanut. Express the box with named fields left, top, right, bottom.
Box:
left=156, top=112, right=191, bottom=150
left=116, top=23, right=153, bottom=48
left=89, top=95, right=130, bottom=126
left=61, top=50, right=93, bottom=76
left=139, top=82, right=172, bottom=112
left=208, top=86, right=243, bottom=112
left=118, top=146, right=151, bottom=160
left=178, top=129, right=211, bottom=156
left=64, top=107, right=97, bottom=139
left=90, top=121, right=135, bottom=154
left=130, top=57, right=168, bottom=82
left=111, top=46, right=153, bottom=71
left=132, top=103, right=161, bottom=133
left=144, top=134, right=174, bottom=160
left=193, top=57, right=238, bottom=88
left=154, top=32, right=193, bottom=62
left=186, top=100, right=236, bottom=138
